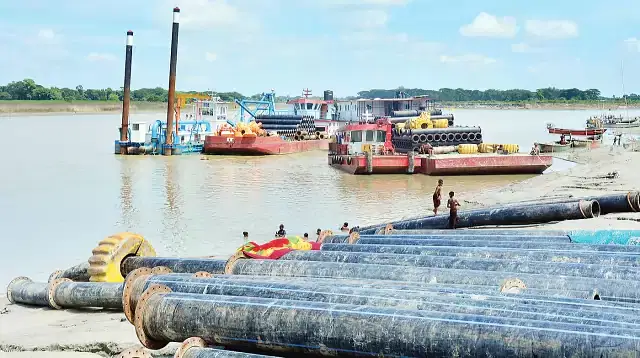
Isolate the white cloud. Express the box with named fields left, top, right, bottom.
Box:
left=321, top=0, right=410, bottom=6
left=86, top=53, right=117, bottom=62
left=205, top=52, right=217, bottom=62
left=459, top=12, right=518, bottom=38
left=440, top=54, right=497, bottom=65
left=161, top=0, right=257, bottom=31
left=624, top=38, right=640, bottom=52
left=511, top=42, right=546, bottom=53
left=37, top=29, right=55, bottom=40
left=347, top=9, right=389, bottom=29
left=525, top=20, right=578, bottom=39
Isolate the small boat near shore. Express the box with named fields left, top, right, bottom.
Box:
left=535, top=142, right=571, bottom=153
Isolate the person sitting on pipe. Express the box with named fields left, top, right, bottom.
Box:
left=243, top=231, right=249, bottom=244
left=315, top=228, right=322, bottom=241
left=340, top=222, right=350, bottom=233
left=275, top=224, right=286, bottom=238
left=447, top=191, right=460, bottom=229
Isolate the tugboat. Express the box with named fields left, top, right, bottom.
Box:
left=115, top=93, right=231, bottom=155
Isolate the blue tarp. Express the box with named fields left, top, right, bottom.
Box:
left=568, top=230, right=640, bottom=245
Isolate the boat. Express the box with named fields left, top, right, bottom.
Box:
left=335, top=91, right=449, bottom=123
left=115, top=94, right=230, bottom=155
left=203, top=89, right=333, bottom=156
left=534, top=142, right=571, bottom=153
left=329, top=115, right=552, bottom=175
left=546, top=123, right=606, bottom=136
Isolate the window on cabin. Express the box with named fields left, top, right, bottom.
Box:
left=376, top=130, right=386, bottom=142
left=365, top=130, right=374, bottom=142
left=350, top=130, right=362, bottom=142
left=294, top=104, right=299, bottom=110
left=132, top=123, right=140, bottom=131
left=307, top=103, right=313, bottom=110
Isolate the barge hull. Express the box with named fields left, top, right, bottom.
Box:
left=422, top=154, right=553, bottom=175
left=203, top=136, right=328, bottom=155
left=328, top=155, right=421, bottom=174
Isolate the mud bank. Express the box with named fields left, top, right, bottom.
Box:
left=0, top=101, right=166, bottom=115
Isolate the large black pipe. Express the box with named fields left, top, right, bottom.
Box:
left=558, top=192, right=640, bottom=215
left=280, top=250, right=640, bottom=281
left=131, top=275, right=640, bottom=328
left=202, top=274, right=605, bottom=301
left=383, top=229, right=568, bottom=236
left=6, top=277, right=122, bottom=309
left=49, top=262, right=91, bottom=282
left=136, top=292, right=640, bottom=356
left=121, top=257, right=227, bottom=277
left=181, top=346, right=276, bottom=358
left=324, top=233, right=571, bottom=243
left=352, top=237, right=640, bottom=254
left=228, top=259, right=640, bottom=300
left=358, top=200, right=600, bottom=233
left=320, top=243, right=640, bottom=267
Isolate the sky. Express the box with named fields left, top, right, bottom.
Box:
left=1, top=0, right=640, bottom=97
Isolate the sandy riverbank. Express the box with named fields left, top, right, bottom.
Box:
left=1, top=144, right=639, bottom=356
left=0, top=101, right=166, bottom=115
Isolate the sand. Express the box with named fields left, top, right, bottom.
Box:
left=1, top=144, right=639, bottom=356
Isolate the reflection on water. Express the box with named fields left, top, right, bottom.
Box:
left=0, top=109, right=603, bottom=288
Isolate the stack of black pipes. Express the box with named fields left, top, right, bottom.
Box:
left=254, top=114, right=318, bottom=140
left=393, top=126, right=482, bottom=153
left=8, top=193, right=640, bottom=357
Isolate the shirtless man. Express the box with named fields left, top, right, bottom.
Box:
left=447, top=191, right=460, bottom=229
left=433, top=179, right=443, bottom=215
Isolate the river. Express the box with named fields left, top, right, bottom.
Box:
left=0, top=108, right=633, bottom=288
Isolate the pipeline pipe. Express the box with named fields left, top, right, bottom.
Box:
left=324, top=233, right=571, bottom=243
left=358, top=200, right=600, bottom=234
left=129, top=276, right=640, bottom=328
left=178, top=338, right=276, bottom=358
left=119, top=30, right=134, bottom=154
left=383, top=229, right=568, bottom=236
left=164, top=7, right=181, bottom=156
left=202, top=274, right=604, bottom=301
left=550, top=192, right=640, bottom=215
left=121, top=257, right=227, bottom=277
left=6, top=277, right=122, bottom=309
left=228, top=259, right=640, bottom=300
left=279, top=250, right=640, bottom=281
left=49, top=261, right=91, bottom=282
left=353, top=237, right=640, bottom=254
left=135, top=291, right=640, bottom=355
left=320, top=243, right=640, bottom=267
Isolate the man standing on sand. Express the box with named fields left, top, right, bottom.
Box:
left=447, top=191, right=460, bottom=229
left=433, top=179, right=443, bottom=215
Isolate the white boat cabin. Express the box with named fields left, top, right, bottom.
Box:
left=336, top=95, right=435, bottom=122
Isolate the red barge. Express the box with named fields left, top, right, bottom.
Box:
left=204, top=135, right=328, bottom=155
left=203, top=88, right=336, bottom=156
left=329, top=118, right=553, bottom=175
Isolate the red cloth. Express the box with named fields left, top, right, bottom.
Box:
left=243, top=248, right=294, bottom=260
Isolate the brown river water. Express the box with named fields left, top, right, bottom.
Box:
left=1, top=108, right=618, bottom=288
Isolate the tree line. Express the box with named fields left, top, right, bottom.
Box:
left=2, top=79, right=639, bottom=103
left=356, top=87, right=640, bottom=102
